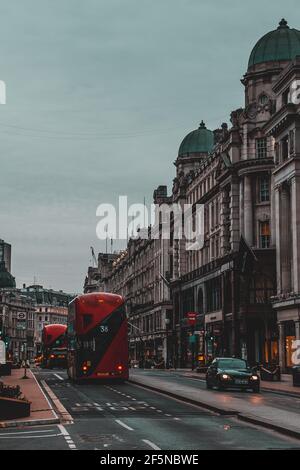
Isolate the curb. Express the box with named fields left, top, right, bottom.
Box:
left=129, top=378, right=238, bottom=416
left=169, top=371, right=300, bottom=399
left=129, top=378, right=300, bottom=440
left=238, top=414, right=300, bottom=440
left=0, top=417, right=60, bottom=429
left=0, top=370, right=61, bottom=429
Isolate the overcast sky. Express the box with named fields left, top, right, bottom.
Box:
left=0, top=0, right=299, bottom=293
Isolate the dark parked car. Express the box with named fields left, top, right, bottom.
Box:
left=206, top=357, right=260, bottom=393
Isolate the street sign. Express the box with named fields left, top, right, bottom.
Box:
left=16, top=321, right=26, bottom=330
left=17, top=312, right=27, bottom=321
left=187, top=312, right=197, bottom=326
left=0, top=340, right=6, bottom=364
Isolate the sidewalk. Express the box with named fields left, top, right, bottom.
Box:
left=0, top=367, right=59, bottom=428
left=168, top=368, right=300, bottom=396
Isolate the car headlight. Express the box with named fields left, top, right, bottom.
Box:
left=221, top=374, right=230, bottom=380
left=250, top=375, right=259, bottom=381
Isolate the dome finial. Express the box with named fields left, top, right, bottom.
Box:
left=278, top=18, right=289, bottom=29
left=199, top=120, right=206, bottom=129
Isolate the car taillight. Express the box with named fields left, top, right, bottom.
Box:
left=50, top=354, right=55, bottom=359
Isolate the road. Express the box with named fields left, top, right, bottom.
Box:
left=0, top=368, right=300, bottom=450
left=132, top=369, right=300, bottom=415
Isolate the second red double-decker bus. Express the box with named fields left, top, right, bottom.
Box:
left=41, top=324, right=68, bottom=369
left=67, top=292, right=128, bottom=382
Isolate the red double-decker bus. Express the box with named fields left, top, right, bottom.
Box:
left=67, top=292, right=128, bottom=382
left=41, top=324, right=67, bottom=369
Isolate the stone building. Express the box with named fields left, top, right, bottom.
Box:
left=84, top=253, right=119, bottom=294
left=264, top=55, right=300, bottom=370
left=169, top=19, right=300, bottom=370
left=87, top=19, right=300, bottom=371
left=0, top=261, right=35, bottom=361
left=91, top=187, right=173, bottom=364
left=20, top=284, right=74, bottom=353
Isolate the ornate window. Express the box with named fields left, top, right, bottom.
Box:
left=259, top=221, right=270, bottom=248
left=259, top=176, right=269, bottom=202
left=256, top=138, right=267, bottom=159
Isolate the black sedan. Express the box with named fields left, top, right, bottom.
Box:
left=206, top=357, right=260, bottom=393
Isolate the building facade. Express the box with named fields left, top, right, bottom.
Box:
left=20, top=284, right=75, bottom=353
left=0, top=289, right=35, bottom=361
left=85, top=19, right=300, bottom=372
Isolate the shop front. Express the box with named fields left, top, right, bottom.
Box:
left=273, top=302, right=300, bottom=372
left=204, top=310, right=224, bottom=362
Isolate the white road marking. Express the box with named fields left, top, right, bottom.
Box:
left=0, top=433, right=60, bottom=439
left=53, top=373, right=64, bottom=381
left=142, top=439, right=161, bottom=450
left=32, top=373, right=58, bottom=420
left=58, top=424, right=77, bottom=450
left=0, top=429, right=56, bottom=436
left=58, top=424, right=69, bottom=436
left=115, top=419, right=134, bottom=431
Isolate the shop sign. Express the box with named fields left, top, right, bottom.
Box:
left=187, top=312, right=197, bottom=326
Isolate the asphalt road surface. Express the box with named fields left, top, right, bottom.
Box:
left=133, top=369, right=300, bottom=415
left=0, top=368, right=300, bottom=450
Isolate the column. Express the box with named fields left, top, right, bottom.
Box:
left=239, top=177, right=244, bottom=237
left=281, top=184, right=292, bottom=293
left=244, top=175, right=253, bottom=246
left=270, top=173, right=276, bottom=247
left=275, top=187, right=281, bottom=294
left=230, top=179, right=240, bottom=252
left=295, top=320, right=300, bottom=341
left=290, top=177, right=300, bottom=293
left=278, top=322, right=286, bottom=371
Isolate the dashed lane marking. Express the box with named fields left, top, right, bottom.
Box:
left=53, top=373, right=64, bottom=381
left=58, top=424, right=77, bottom=450
left=142, top=439, right=161, bottom=450
left=115, top=419, right=134, bottom=431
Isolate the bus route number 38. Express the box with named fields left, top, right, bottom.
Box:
left=99, top=325, right=109, bottom=333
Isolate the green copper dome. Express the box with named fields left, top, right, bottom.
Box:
left=178, top=121, right=214, bottom=157
left=248, top=19, right=300, bottom=68
left=0, top=261, right=16, bottom=289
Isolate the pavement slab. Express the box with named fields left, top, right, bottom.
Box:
left=0, top=368, right=59, bottom=427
